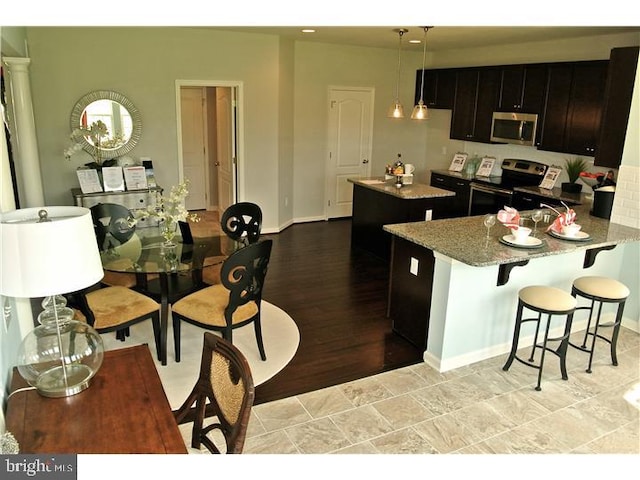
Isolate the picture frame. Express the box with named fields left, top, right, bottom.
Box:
left=102, top=166, right=125, bottom=192
left=76, top=168, right=103, bottom=194
left=123, top=166, right=148, bottom=190
left=449, top=152, right=468, bottom=172
left=540, top=166, right=562, bottom=190
left=475, top=156, right=496, bottom=177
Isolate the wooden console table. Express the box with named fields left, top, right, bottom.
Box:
left=6, top=344, right=187, bottom=454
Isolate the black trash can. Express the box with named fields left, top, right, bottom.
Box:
left=592, top=187, right=615, bottom=219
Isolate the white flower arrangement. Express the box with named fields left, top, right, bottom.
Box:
left=64, top=120, right=110, bottom=166
left=134, top=181, right=199, bottom=244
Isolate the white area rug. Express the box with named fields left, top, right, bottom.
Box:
left=101, top=301, right=299, bottom=408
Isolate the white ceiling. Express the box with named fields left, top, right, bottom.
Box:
left=213, top=26, right=640, bottom=51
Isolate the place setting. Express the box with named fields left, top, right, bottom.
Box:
left=541, top=202, right=592, bottom=242
left=494, top=206, right=544, bottom=249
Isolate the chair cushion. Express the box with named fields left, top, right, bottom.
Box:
left=573, top=276, right=630, bottom=300
left=87, top=286, right=159, bottom=329
left=519, top=285, right=577, bottom=312
left=102, top=270, right=138, bottom=288
left=172, top=284, right=259, bottom=327
left=73, top=308, right=87, bottom=323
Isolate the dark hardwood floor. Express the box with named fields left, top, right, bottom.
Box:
left=255, top=218, right=423, bottom=405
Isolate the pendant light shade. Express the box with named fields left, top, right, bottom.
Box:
left=411, top=26, right=432, bottom=120
left=387, top=28, right=408, bottom=119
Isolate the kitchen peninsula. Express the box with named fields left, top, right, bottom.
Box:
left=349, top=177, right=454, bottom=260
left=383, top=203, right=640, bottom=372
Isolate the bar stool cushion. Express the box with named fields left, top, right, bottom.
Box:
left=573, top=276, right=630, bottom=300
left=519, top=286, right=577, bottom=312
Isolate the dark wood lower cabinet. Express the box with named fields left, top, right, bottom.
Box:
left=351, top=183, right=450, bottom=261
left=387, top=236, right=434, bottom=350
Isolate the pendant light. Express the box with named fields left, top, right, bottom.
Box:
left=411, top=26, right=432, bottom=120
left=387, top=28, right=408, bottom=118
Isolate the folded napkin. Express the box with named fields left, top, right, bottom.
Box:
left=497, top=206, right=521, bottom=231
left=541, top=202, right=577, bottom=233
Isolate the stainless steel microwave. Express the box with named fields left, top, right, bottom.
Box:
left=491, top=112, right=538, bottom=146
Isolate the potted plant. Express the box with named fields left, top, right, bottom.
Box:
left=562, top=157, right=588, bottom=193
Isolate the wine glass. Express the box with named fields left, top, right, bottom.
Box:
left=483, top=214, right=496, bottom=238
left=531, top=209, right=544, bottom=235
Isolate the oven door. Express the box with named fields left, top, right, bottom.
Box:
left=468, top=183, right=513, bottom=216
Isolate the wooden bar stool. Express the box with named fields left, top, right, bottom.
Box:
left=569, top=276, right=630, bottom=373
left=503, top=286, right=577, bottom=391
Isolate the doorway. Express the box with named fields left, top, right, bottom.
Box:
left=176, top=81, right=240, bottom=213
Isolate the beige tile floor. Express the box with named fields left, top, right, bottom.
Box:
left=218, top=326, right=639, bottom=455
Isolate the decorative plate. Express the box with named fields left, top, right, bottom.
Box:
left=499, top=235, right=543, bottom=249
left=548, top=230, right=592, bottom=242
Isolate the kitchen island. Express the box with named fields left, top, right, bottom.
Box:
left=348, top=177, right=454, bottom=260
left=383, top=203, right=640, bottom=372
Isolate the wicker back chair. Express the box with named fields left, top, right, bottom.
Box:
left=174, top=333, right=255, bottom=454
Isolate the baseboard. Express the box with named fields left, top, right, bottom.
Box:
left=262, top=216, right=335, bottom=235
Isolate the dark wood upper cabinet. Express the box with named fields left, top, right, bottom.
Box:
left=417, top=49, right=636, bottom=162
left=538, top=60, right=608, bottom=157
left=450, top=69, right=479, bottom=140
left=565, top=61, right=608, bottom=156
left=415, top=68, right=456, bottom=109
left=450, top=67, right=500, bottom=143
left=595, top=46, right=639, bottom=168
left=496, top=64, right=547, bottom=114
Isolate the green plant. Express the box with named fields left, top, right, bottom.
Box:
left=564, top=157, right=588, bottom=183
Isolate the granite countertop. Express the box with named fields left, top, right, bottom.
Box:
left=348, top=177, right=455, bottom=200
left=513, top=185, right=590, bottom=205
left=383, top=203, right=640, bottom=267
left=430, top=169, right=503, bottom=185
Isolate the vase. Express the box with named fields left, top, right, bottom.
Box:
left=161, top=219, right=178, bottom=247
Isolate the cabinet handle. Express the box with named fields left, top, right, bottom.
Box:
left=435, top=178, right=444, bottom=182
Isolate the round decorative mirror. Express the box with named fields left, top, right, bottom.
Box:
left=70, top=90, right=142, bottom=159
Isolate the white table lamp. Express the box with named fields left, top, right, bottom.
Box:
left=0, top=206, right=105, bottom=397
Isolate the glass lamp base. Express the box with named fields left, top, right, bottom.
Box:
left=34, top=363, right=95, bottom=398
left=17, top=319, right=104, bottom=399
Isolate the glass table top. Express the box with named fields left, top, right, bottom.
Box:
left=99, top=229, right=238, bottom=275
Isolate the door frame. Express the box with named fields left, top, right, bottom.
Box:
left=175, top=79, right=244, bottom=207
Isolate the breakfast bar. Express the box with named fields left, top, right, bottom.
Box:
left=383, top=203, right=640, bottom=372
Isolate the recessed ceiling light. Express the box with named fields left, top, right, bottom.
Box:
left=409, top=40, right=421, bottom=44
left=301, top=29, right=316, bottom=33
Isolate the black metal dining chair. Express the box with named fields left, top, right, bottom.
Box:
left=90, top=203, right=139, bottom=289
left=220, top=202, right=262, bottom=246
left=171, top=239, right=273, bottom=362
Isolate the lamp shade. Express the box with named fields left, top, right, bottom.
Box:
left=0, top=206, right=104, bottom=298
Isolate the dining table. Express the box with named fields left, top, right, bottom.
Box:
left=98, top=227, right=238, bottom=365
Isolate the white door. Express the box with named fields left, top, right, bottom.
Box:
left=180, top=87, right=208, bottom=210
left=216, top=87, right=236, bottom=214
left=326, top=87, right=374, bottom=219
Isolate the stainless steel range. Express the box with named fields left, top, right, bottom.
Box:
left=468, top=159, right=547, bottom=216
